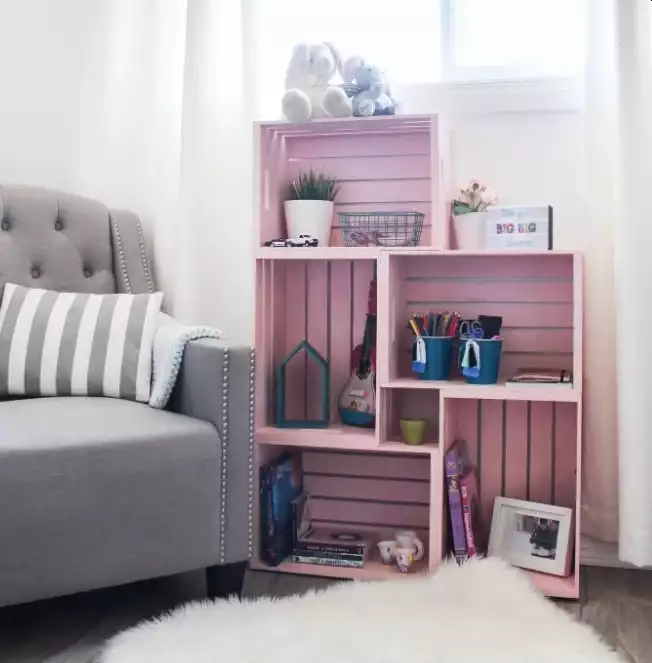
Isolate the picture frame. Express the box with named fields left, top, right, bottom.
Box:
left=483, top=205, right=553, bottom=251
left=488, top=498, right=573, bottom=577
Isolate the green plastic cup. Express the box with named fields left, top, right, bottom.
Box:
left=400, top=419, right=428, bottom=446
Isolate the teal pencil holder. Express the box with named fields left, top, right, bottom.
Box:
left=458, top=339, right=503, bottom=385
left=415, top=336, right=454, bottom=381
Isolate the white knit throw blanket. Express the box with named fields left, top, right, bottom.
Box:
left=149, top=313, right=222, bottom=409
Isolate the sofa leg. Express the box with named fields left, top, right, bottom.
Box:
left=206, top=562, right=247, bottom=599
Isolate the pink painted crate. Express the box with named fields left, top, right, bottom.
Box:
left=254, top=444, right=434, bottom=574
left=257, top=116, right=448, bottom=249
left=439, top=396, right=581, bottom=597
left=380, top=252, right=582, bottom=385
left=255, top=258, right=378, bottom=429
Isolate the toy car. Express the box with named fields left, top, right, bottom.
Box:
left=264, top=238, right=288, bottom=247
left=287, top=234, right=319, bottom=247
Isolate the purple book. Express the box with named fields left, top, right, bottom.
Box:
left=445, top=442, right=468, bottom=563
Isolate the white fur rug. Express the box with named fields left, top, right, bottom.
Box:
left=101, top=559, right=622, bottom=663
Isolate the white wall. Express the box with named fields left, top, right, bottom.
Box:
left=0, top=0, right=187, bottom=305
left=449, top=111, right=583, bottom=247
left=0, top=2, right=92, bottom=189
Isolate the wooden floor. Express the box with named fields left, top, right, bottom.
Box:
left=0, top=566, right=651, bottom=663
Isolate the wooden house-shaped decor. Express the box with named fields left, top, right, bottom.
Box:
left=276, top=340, right=329, bottom=429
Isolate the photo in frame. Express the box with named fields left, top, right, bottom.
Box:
left=484, top=205, right=553, bottom=250
left=488, top=498, right=573, bottom=577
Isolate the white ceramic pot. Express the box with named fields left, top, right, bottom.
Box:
left=453, top=212, right=487, bottom=250
left=284, top=200, right=334, bottom=247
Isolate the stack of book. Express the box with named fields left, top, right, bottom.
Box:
left=290, top=527, right=370, bottom=568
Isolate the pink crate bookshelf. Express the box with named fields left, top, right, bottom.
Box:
left=253, top=116, right=583, bottom=598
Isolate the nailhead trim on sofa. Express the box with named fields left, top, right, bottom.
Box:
left=219, top=348, right=230, bottom=563
left=109, top=212, right=132, bottom=294
left=247, top=349, right=256, bottom=558
left=134, top=218, right=154, bottom=293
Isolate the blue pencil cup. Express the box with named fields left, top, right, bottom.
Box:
left=414, top=336, right=454, bottom=381
left=458, top=339, right=503, bottom=385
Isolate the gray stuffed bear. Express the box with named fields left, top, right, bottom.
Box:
left=343, top=56, right=396, bottom=117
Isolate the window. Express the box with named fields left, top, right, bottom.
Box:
left=250, top=0, right=586, bottom=117
left=447, top=0, right=586, bottom=80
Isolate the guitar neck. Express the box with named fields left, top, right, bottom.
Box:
left=367, top=280, right=377, bottom=317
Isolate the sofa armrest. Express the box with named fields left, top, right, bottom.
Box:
left=168, top=338, right=255, bottom=565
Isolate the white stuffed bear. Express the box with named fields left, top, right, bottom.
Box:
left=282, top=43, right=352, bottom=122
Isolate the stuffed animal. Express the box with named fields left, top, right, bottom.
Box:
left=282, top=43, right=352, bottom=122
left=343, top=56, right=396, bottom=117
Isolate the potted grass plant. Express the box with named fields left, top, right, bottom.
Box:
left=285, top=170, right=339, bottom=247
left=453, top=180, right=498, bottom=250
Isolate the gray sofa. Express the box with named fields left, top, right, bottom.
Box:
left=0, top=185, right=254, bottom=607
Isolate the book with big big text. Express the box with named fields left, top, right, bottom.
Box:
left=445, top=442, right=468, bottom=563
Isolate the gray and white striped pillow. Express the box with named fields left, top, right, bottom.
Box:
left=0, top=283, right=163, bottom=402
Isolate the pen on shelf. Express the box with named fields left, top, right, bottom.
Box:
left=434, top=314, right=442, bottom=336
left=427, top=313, right=435, bottom=336
left=451, top=315, right=460, bottom=337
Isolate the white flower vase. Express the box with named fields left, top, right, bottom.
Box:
left=284, top=200, right=334, bottom=247
left=453, top=211, right=487, bottom=250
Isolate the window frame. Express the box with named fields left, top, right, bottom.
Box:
left=392, top=75, right=581, bottom=115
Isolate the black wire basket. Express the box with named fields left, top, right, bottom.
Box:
left=336, top=211, right=425, bottom=247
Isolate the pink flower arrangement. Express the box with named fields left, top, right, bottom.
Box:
left=454, top=180, right=498, bottom=214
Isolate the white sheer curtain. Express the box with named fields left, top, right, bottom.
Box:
left=613, top=0, right=652, bottom=566
left=579, top=0, right=619, bottom=549
left=78, top=0, right=254, bottom=336
left=171, top=0, right=253, bottom=334
left=0, top=0, right=253, bottom=338
left=583, top=0, right=652, bottom=565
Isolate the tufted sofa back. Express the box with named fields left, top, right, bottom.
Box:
left=0, top=185, right=154, bottom=295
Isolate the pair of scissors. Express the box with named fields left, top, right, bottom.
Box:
left=460, top=320, right=484, bottom=339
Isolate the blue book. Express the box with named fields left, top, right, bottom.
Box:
left=260, top=453, right=303, bottom=566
